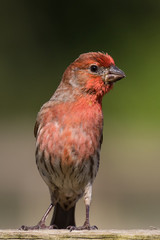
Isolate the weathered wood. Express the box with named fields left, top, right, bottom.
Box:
left=0, top=229, right=160, bottom=240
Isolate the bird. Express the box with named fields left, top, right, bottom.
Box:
left=20, top=52, right=125, bottom=231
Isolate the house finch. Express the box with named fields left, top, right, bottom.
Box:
left=20, top=52, right=125, bottom=231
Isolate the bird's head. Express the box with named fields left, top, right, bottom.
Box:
left=61, top=52, right=125, bottom=100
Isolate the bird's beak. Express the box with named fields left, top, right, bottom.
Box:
left=104, top=65, right=125, bottom=84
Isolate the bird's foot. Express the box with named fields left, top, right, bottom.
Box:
left=19, top=203, right=55, bottom=231
left=67, top=223, right=98, bottom=231
left=19, top=221, right=57, bottom=231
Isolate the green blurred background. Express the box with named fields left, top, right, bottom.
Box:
left=1, top=0, right=160, bottom=229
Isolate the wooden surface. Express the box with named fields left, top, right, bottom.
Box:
left=0, top=229, right=160, bottom=240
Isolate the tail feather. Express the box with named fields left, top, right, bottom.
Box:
left=50, top=203, right=76, bottom=229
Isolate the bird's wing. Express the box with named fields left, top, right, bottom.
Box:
left=34, top=121, right=39, bottom=138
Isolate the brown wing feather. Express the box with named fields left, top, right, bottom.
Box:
left=34, top=121, right=39, bottom=138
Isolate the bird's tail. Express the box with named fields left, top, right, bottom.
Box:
left=50, top=203, right=76, bottom=229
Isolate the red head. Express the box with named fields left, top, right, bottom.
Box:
left=55, top=52, right=125, bottom=102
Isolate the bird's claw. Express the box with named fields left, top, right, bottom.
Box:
left=67, top=224, right=98, bottom=231
left=19, top=223, right=57, bottom=231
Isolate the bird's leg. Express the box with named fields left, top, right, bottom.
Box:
left=86, top=204, right=98, bottom=229
left=19, top=203, right=57, bottom=230
left=68, top=183, right=98, bottom=231
left=77, top=204, right=98, bottom=230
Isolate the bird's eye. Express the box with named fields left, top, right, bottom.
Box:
left=90, top=65, right=98, bottom=73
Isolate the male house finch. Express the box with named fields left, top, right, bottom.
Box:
left=20, top=52, right=125, bottom=230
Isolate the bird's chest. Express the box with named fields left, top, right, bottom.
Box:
left=39, top=101, right=103, bottom=156
left=36, top=102, right=103, bottom=192
left=54, top=105, right=103, bottom=159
